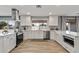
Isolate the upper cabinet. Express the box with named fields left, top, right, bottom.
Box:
left=20, top=15, right=32, bottom=26
left=20, top=15, right=26, bottom=26
left=26, top=16, right=32, bottom=26
left=48, top=16, right=58, bottom=26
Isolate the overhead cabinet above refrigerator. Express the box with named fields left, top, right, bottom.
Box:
left=48, top=16, right=58, bottom=26
left=20, top=15, right=32, bottom=26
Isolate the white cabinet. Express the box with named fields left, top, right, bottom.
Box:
left=0, top=33, right=16, bottom=53
left=23, top=30, right=31, bottom=40
left=9, top=34, right=16, bottom=51
left=54, top=31, right=73, bottom=52
left=0, top=37, right=3, bottom=52
left=24, top=30, right=45, bottom=40
left=50, top=30, right=56, bottom=40
left=26, top=16, right=32, bottom=26
left=20, top=16, right=27, bottom=26
left=55, top=31, right=64, bottom=44
left=4, top=35, right=10, bottom=52
left=48, top=16, right=58, bottom=26
left=20, top=15, right=32, bottom=26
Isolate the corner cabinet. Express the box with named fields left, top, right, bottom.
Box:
left=48, top=16, right=58, bottom=26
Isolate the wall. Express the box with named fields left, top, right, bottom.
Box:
left=70, top=23, right=77, bottom=32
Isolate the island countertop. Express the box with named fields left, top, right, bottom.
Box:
left=0, top=30, right=15, bottom=36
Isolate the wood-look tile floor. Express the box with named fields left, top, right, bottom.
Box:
left=11, top=39, right=68, bottom=53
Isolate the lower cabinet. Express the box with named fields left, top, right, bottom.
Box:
left=54, top=31, right=75, bottom=52
left=0, top=37, right=4, bottom=52
left=24, top=30, right=45, bottom=40
left=9, top=34, right=16, bottom=52
left=4, top=35, right=10, bottom=52
left=0, top=33, right=16, bottom=53
left=50, top=31, right=56, bottom=40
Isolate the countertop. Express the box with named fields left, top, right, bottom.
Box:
left=55, top=30, right=78, bottom=38
left=0, top=30, right=15, bottom=36
left=65, top=31, right=78, bottom=36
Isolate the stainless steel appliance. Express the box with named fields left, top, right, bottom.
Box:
left=44, top=31, right=50, bottom=40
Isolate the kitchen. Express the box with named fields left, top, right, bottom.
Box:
left=0, top=5, right=79, bottom=53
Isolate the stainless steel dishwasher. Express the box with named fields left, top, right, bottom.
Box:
left=44, top=31, right=50, bottom=40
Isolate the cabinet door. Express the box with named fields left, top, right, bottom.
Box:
left=0, top=37, right=4, bottom=53
left=9, top=34, right=13, bottom=51
left=9, top=34, right=16, bottom=51
left=3, top=35, right=10, bottom=53
left=49, top=16, right=58, bottom=26
left=12, top=34, right=16, bottom=48
left=50, top=31, right=54, bottom=40
left=3, top=34, right=16, bottom=53
left=20, top=15, right=32, bottom=26
left=26, top=16, right=32, bottom=26
left=55, top=32, right=63, bottom=44
left=20, top=16, right=26, bottom=26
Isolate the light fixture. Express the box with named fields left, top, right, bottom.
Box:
left=26, top=12, right=31, bottom=15
left=49, top=12, right=52, bottom=15
left=36, top=5, right=42, bottom=8
left=66, top=23, right=69, bottom=26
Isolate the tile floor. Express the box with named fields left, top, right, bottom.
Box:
left=11, top=39, right=68, bottom=53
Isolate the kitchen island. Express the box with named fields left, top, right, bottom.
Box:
left=0, top=30, right=16, bottom=53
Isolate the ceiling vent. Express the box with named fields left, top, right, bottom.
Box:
left=36, top=5, right=42, bottom=8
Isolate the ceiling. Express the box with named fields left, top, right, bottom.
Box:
left=0, top=5, right=79, bottom=16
